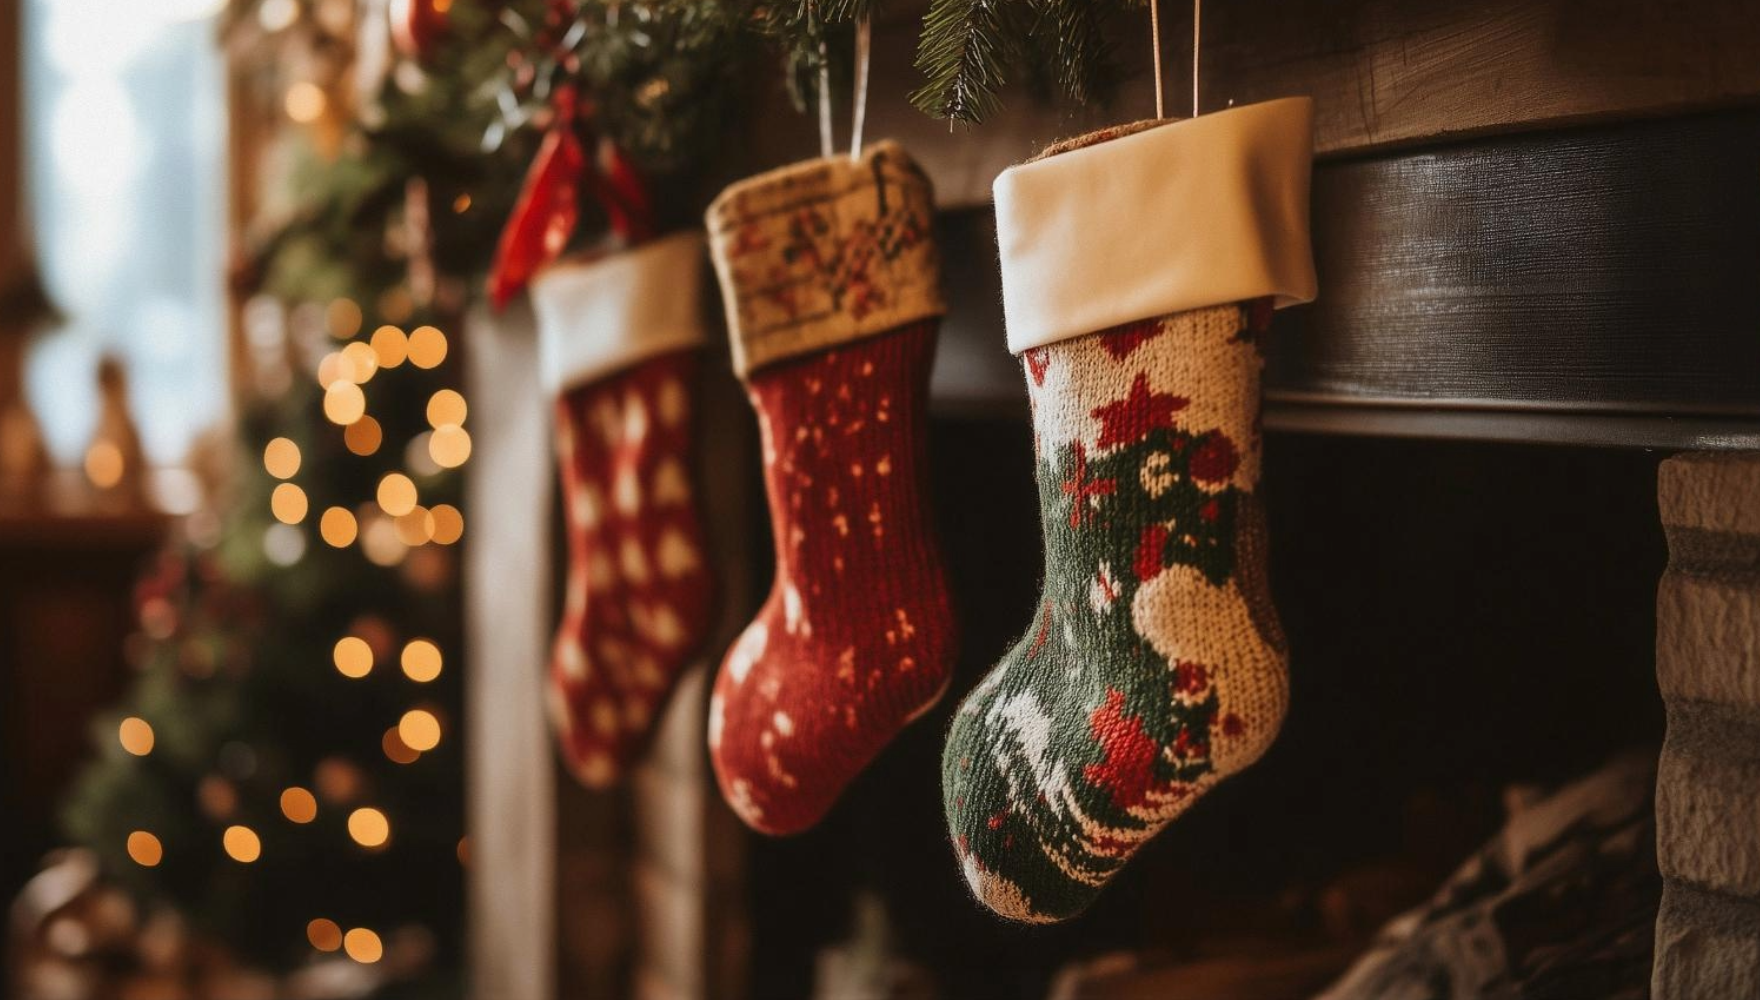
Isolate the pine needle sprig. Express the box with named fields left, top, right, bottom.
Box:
left=751, top=0, right=876, bottom=114
left=909, top=0, right=1019, bottom=124
left=1039, top=0, right=1116, bottom=109
left=911, top=0, right=1143, bottom=123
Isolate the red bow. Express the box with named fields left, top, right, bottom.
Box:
left=487, top=85, right=654, bottom=309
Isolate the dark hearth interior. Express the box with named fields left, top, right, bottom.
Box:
left=732, top=424, right=1668, bottom=999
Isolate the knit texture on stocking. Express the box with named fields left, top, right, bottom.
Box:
left=943, top=301, right=1288, bottom=922
left=548, top=350, right=715, bottom=787
left=946, top=104, right=1316, bottom=922
left=706, top=141, right=955, bottom=834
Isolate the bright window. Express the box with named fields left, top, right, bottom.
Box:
left=24, top=0, right=227, bottom=465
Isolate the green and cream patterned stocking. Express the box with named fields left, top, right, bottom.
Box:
left=943, top=302, right=1289, bottom=922
left=946, top=101, right=1318, bottom=922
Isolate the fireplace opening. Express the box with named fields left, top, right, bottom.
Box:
left=735, top=422, right=1668, bottom=999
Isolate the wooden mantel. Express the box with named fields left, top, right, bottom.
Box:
left=740, top=0, right=1760, bottom=448
left=823, top=0, right=1760, bottom=208
left=468, top=1, right=1760, bottom=997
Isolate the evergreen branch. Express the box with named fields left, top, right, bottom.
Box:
left=912, top=0, right=1142, bottom=122
left=909, top=0, right=1016, bottom=124
left=1039, top=0, right=1114, bottom=108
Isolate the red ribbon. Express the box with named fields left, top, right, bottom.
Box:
left=487, top=85, right=654, bottom=309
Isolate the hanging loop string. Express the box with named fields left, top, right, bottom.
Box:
left=817, top=36, right=835, bottom=159
left=850, top=13, right=873, bottom=160
left=1192, top=0, right=1202, bottom=117
left=815, top=15, right=875, bottom=161
left=1150, top=0, right=1165, bottom=119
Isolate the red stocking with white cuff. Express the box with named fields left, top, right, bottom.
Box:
left=535, top=233, right=716, bottom=788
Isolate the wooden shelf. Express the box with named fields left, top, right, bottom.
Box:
left=926, top=108, right=1760, bottom=450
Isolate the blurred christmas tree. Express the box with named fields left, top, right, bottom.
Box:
left=48, top=2, right=509, bottom=993
left=43, top=2, right=755, bottom=993
left=60, top=301, right=471, bottom=990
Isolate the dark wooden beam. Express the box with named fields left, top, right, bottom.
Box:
left=818, top=0, right=1760, bottom=207
left=1274, top=107, right=1760, bottom=418
left=928, top=108, right=1760, bottom=449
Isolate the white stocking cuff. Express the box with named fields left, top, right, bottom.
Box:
left=533, top=232, right=707, bottom=395
left=994, top=97, right=1319, bottom=355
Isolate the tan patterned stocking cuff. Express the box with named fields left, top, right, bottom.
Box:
left=705, top=141, right=946, bottom=379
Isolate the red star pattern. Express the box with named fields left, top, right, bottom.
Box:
left=1091, top=373, right=1187, bottom=450
left=1099, top=320, right=1163, bottom=360
left=1084, top=689, right=1159, bottom=810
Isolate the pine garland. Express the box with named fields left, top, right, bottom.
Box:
left=911, top=0, right=1146, bottom=124
left=492, top=0, right=756, bottom=174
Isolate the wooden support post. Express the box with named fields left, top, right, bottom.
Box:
left=465, top=301, right=556, bottom=1000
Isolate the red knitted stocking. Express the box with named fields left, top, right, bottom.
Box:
left=706, top=143, right=955, bottom=833
left=548, top=351, right=714, bottom=786
left=710, top=322, right=953, bottom=833
left=534, top=235, right=715, bottom=788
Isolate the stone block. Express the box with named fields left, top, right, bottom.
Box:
left=1655, top=701, right=1760, bottom=897
left=1660, top=453, right=1760, bottom=534
left=1654, top=881, right=1760, bottom=999
left=1657, top=574, right=1760, bottom=708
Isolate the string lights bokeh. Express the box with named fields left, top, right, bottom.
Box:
left=344, top=416, right=384, bottom=456
left=84, top=441, right=127, bottom=489
left=264, top=437, right=301, bottom=479
left=121, top=299, right=468, bottom=967
left=281, top=786, right=319, bottom=824
left=306, top=918, right=343, bottom=953
left=270, top=482, right=309, bottom=524
left=401, top=639, right=442, bottom=682
left=398, top=709, right=442, bottom=753
left=320, top=506, right=359, bottom=547
left=376, top=472, right=418, bottom=517
left=371, top=325, right=409, bottom=367
left=260, top=310, right=469, bottom=578
left=333, top=636, right=374, bottom=679
left=118, top=717, right=155, bottom=756
left=347, top=807, right=391, bottom=849
left=284, top=80, right=327, bottom=124
left=127, top=831, right=163, bottom=868
left=223, top=825, right=262, bottom=863
left=343, top=927, right=383, bottom=964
